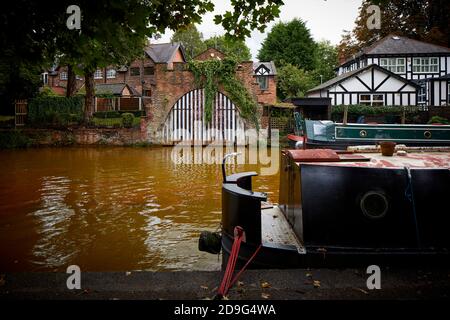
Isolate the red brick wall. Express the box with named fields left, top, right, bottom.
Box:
left=194, top=48, right=226, bottom=61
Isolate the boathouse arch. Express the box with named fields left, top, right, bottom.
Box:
left=161, top=88, right=246, bottom=145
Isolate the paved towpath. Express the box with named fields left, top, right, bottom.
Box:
left=1, top=268, right=449, bottom=300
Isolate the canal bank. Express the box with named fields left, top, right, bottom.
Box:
left=1, top=268, right=449, bottom=300
left=0, top=127, right=149, bottom=148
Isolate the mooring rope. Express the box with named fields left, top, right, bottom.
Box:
left=216, top=226, right=261, bottom=299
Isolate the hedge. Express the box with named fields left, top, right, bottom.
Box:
left=93, top=110, right=145, bottom=118
left=28, top=96, right=84, bottom=127
left=331, top=105, right=421, bottom=116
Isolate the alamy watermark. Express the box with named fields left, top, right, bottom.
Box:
left=66, top=265, right=81, bottom=289
left=66, top=5, right=81, bottom=30
left=170, top=127, right=280, bottom=176
left=366, top=265, right=381, bottom=290
left=366, top=5, right=381, bottom=30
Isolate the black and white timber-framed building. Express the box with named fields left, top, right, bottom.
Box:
left=307, top=35, right=450, bottom=107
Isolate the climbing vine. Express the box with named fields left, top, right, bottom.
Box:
left=188, top=58, right=259, bottom=128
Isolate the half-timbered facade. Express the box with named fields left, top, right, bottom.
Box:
left=307, top=35, right=450, bottom=107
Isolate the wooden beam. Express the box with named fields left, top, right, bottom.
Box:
left=343, top=105, right=348, bottom=125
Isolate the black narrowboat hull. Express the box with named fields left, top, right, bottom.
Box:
left=222, top=231, right=450, bottom=270
left=219, top=150, right=450, bottom=270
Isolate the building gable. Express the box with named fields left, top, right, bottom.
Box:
left=193, top=48, right=226, bottom=61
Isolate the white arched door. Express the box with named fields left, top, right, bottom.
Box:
left=162, top=89, right=245, bottom=145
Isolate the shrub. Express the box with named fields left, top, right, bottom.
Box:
left=0, top=130, right=32, bottom=149
left=93, top=110, right=145, bottom=118
left=93, top=111, right=121, bottom=119
left=331, top=105, right=422, bottom=123
left=28, top=96, right=84, bottom=127
left=121, top=113, right=135, bottom=128
left=428, top=115, right=449, bottom=124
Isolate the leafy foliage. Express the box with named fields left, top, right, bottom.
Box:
left=314, top=41, right=339, bottom=83
left=214, top=0, right=284, bottom=39
left=277, top=64, right=318, bottom=99
left=3, top=0, right=285, bottom=120
left=257, top=19, right=338, bottom=99
left=428, top=115, right=449, bottom=124
left=188, top=58, right=258, bottom=127
left=338, top=0, right=450, bottom=59
left=0, top=131, right=32, bottom=149
left=171, top=25, right=207, bottom=59
left=257, top=19, right=317, bottom=70
left=28, top=96, right=84, bottom=127
left=204, top=36, right=252, bottom=61
left=121, top=113, right=135, bottom=128
left=331, top=105, right=424, bottom=124
left=332, top=105, right=421, bottom=115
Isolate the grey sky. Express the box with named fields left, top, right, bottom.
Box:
left=155, top=0, right=363, bottom=59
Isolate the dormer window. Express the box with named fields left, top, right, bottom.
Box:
left=94, top=69, right=103, bottom=79
left=106, top=69, right=116, bottom=79
left=380, top=58, right=405, bottom=73
left=413, top=57, right=439, bottom=73
left=255, top=65, right=270, bottom=90
left=60, top=71, right=68, bottom=80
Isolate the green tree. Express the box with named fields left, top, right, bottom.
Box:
left=171, top=25, right=207, bottom=59
left=314, top=40, right=338, bottom=83
left=204, top=36, right=251, bottom=61
left=339, top=0, right=450, bottom=59
left=2, top=0, right=284, bottom=117
left=277, top=64, right=318, bottom=100
left=257, top=19, right=317, bottom=70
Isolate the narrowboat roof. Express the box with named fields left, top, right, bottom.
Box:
left=290, top=148, right=450, bottom=169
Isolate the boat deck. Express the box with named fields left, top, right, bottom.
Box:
left=298, top=150, right=450, bottom=169
left=261, top=206, right=305, bottom=254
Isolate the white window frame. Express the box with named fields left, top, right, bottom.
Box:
left=418, top=82, right=427, bottom=105
left=359, top=94, right=384, bottom=106
left=94, top=69, right=103, bottom=79
left=380, top=58, right=406, bottom=74
left=257, top=75, right=268, bottom=90
left=42, top=72, right=48, bottom=84
left=413, top=57, right=439, bottom=73
left=60, top=71, right=68, bottom=80
left=106, top=69, right=116, bottom=79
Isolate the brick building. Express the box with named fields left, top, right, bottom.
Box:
left=42, top=43, right=277, bottom=144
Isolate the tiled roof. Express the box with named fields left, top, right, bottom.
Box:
left=95, top=83, right=131, bottom=96
left=145, top=42, right=186, bottom=63
left=253, top=62, right=277, bottom=75
left=341, top=35, right=450, bottom=66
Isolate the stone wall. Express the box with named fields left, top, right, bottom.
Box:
left=4, top=127, right=148, bottom=147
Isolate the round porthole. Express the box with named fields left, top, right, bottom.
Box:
left=424, top=131, right=432, bottom=139
left=360, top=191, right=388, bottom=219
left=360, top=130, right=368, bottom=138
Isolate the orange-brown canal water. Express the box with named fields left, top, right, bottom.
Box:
left=0, top=147, right=279, bottom=272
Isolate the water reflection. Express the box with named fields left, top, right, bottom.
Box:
left=0, top=146, right=279, bottom=271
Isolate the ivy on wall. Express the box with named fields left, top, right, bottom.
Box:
left=188, top=58, right=259, bottom=128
